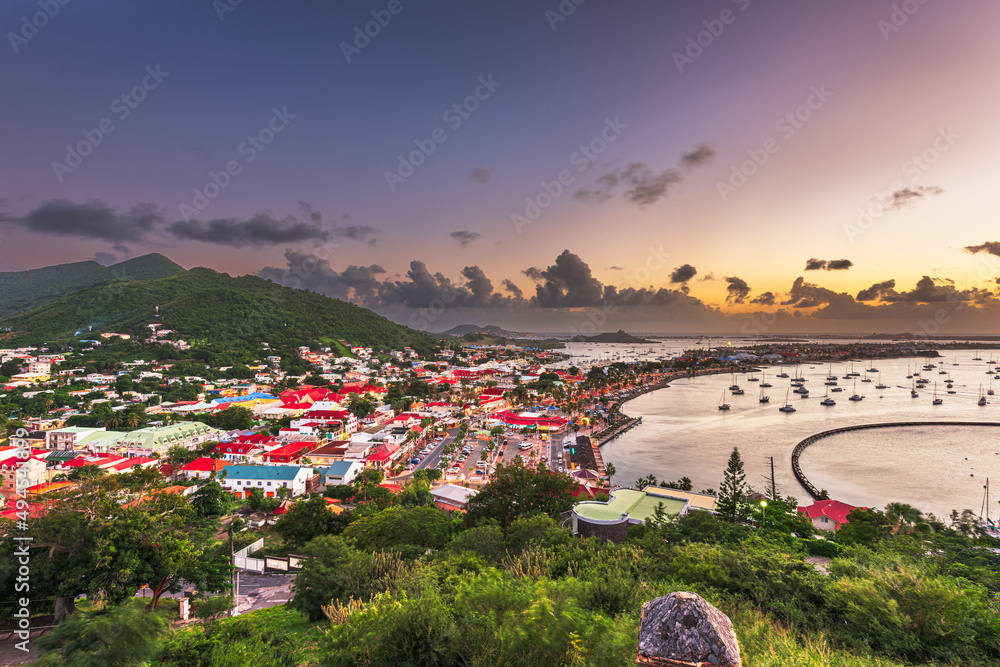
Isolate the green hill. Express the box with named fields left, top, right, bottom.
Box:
left=0, top=264, right=437, bottom=353
left=0, top=253, right=185, bottom=319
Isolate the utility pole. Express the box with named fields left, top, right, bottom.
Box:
left=769, top=456, right=777, bottom=502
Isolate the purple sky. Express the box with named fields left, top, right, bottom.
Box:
left=3, top=0, right=1000, bottom=333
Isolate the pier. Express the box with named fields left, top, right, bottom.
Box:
left=791, top=421, right=1000, bottom=500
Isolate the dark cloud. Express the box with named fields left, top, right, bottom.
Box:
left=332, top=225, right=379, bottom=245
left=606, top=266, right=625, bottom=271
left=527, top=250, right=605, bottom=307
left=879, top=185, right=944, bottom=211
left=826, top=259, right=853, bottom=271
left=469, top=168, right=492, bottom=183
left=501, top=279, right=523, bottom=299
left=700, top=273, right=717, bottom=282
left=680, top=143, right=716, bottom=169
left=805, top=258, right=854, bottom=271
left=575, top=162, right=683, bottom=207
left=725, top=277, right=751, bottom=304
left=169, top=213, right=329, bottom=248
left=5, top=199, right=164, bottom=243
left=856, top=279, right=897, bottom=302
left=112, top=244, right=131, bottom=259
left=259, top=250, right=387, bottom=302
left=449, top=230, right=482, bottom=248
left=669, top=264, right=697, bottom=284
left=751, top=291, right=777, bottom=306
left=965, top=242, right=1000, bottom=258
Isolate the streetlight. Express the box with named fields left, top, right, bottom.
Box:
left=759, top=500, right=767, bottom=528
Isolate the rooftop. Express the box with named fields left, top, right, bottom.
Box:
left=574, top=488, right=687, bottom=523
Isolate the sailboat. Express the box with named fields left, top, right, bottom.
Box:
left=988, top=376, right=994, bottom=396
left=910, top=381, right=919, bottom=399
left=821, top=386, right=836, bottom=406
left=849, top=379, right=863, bottom=402
left=758, top=386, right=770, bottom=403
left=861, top=370, right=872, bottom=383
left=932, top=382, right=943, bottom=405
left=760, top=369, right=772, bottom=389
left=775, top=366, right=789, bottom=379
left=778, top=389, right=796, bottom=412
left=718, top=390, right=730, bottom=411
left=875, top=372, right=888, bottom=390
left=978, top=384, right=987, bottom=406
left=982, top=479, right=1000, bottom=538
left=826, top=363, right=837, bottom=381
left=729, top=374, right=741, bottom=391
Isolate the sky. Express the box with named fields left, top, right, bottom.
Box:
left=3, top=0, right=1000, bottom=335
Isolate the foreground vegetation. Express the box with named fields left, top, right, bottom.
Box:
left=13, top=455, right=998, bottom=667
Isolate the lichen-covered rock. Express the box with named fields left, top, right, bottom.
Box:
left=636, top=592, right=741, bottom=666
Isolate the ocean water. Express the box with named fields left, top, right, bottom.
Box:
left=598, top=352, right=1000, bottom=519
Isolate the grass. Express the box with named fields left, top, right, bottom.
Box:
left=728, top=607, right=909, bottom=667
left=186, top=604, right=326, bottom=665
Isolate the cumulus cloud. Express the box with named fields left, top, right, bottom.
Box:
left=725, top=277, right=751, bottom=304
left=751, top=291, right=777, bottom=306
left=469, top=168, right=492, bottom=183
left=856, top=279, right=897, bottom=302
left=964, top=242, right=1000, bottom=258
left=805, top=258, right=854, bottom=271
left=526, top=250, right=606, bottom=308
left=670, top=264, right=698, bottom=283
left=449, top=230, right=482, bottom=248
left=680, top=143, right=716, bottom=169
left=501, top=279, right=523, bottom=299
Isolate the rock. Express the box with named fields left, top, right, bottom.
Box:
left=636, top=592, right=741, bottom=666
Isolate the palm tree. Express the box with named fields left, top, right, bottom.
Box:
left=885, top=502, right=930, bottom=534
left=604, top=461, right=616, bottom=484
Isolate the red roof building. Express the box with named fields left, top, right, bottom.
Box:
left=179, top=457, right=232, bottom=479
left=263, top=441, right=315, bottom=464
left=797, top=499, right=860, bottom=530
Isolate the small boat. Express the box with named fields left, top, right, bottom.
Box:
left=849, top=379, right=863, bottom=402
left=988, top=377, right=994, bottom=396
left=718, top=391, right=730, bottom=411
left=758, top=387, right=769, bottom=404
left=821, top=387, right=835, bottom=406
left=832, top=387, right=844, bottom=392
left=911, top=380, right=918, bottom=398
left=875, top=373, right=888, bottom=390
left=932, top=383, right=943, bottom=405
left=731, top=388, right=744, bottom=395
left=778, top=389, right=796, bottom=412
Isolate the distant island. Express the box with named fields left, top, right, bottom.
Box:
left=570, top=329, right=652, bottom=344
